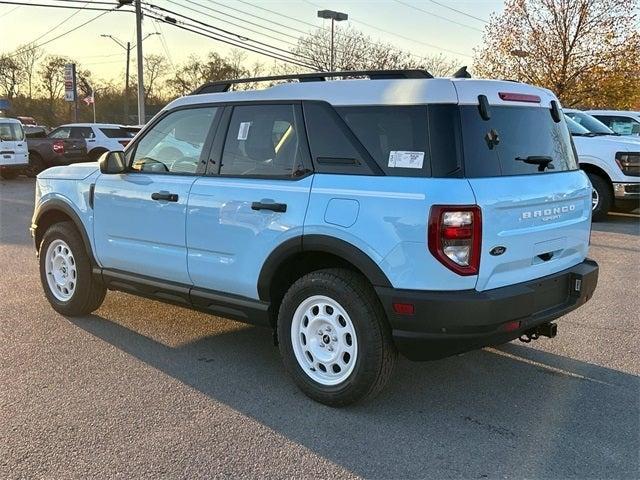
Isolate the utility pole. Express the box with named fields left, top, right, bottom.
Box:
left=135, top=0, right=145, bottom=124
left=101, top=33, right=157, bottom=124
left=317, top=10, right=348, bottom=71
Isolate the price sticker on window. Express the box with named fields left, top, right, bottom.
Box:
left=388, top=151, right=424, bottom=169
left=237, top=122, right=251, bottom=140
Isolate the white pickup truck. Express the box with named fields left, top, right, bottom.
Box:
left=564, top=112, right=639, bottom=220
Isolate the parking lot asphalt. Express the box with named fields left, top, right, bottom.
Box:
left=1, top=176, right=638, bottom=479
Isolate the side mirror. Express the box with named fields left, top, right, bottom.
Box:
left=99, top=151, right=127, bottom=174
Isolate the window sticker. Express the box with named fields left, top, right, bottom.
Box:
left=388, top=151, right=424, bottom=169
left=237, top=121, right=252, bottom=140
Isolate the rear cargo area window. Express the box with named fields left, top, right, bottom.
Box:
left=460, top=105, right=578, bottom=177
left=337, top=106, right=429, bottom=177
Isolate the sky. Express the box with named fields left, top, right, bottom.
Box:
left=0, top=0, right=505, bottom=84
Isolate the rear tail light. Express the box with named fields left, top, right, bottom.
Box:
left=428, top=205, right=482, bottom=276
left=52, top=140, right=65, bottom=154
left=118, top=140, right=130, bottom=147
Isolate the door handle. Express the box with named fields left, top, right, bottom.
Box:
left=151, top=191, right=179, bottom=202
left=251, top=201, right=287, bottom=212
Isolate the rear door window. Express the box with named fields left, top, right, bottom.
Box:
left=70, top=127, right=95, bottom=139
left=100, top=127, right=136, bottom=138
left=0, top=122, right=24, bottom=141
left=593, top=115, right=640, bottom=135
left=460, top=106, right=578, bottom=177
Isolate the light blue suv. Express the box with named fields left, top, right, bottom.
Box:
left=31, top=70, right=599, bottom=406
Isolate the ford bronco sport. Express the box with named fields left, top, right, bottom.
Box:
left=31, top=70, right=599, bottom=406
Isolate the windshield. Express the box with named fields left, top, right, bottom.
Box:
left=0, top=122, right=24, bottom=141
left=565, top=111, right=614, bottom=135
left=460, top=106, right=578, bottom=177
left=564, top=115, right=591, bottom=135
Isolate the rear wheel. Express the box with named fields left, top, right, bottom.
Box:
left=587, top=173, right=612, bottom=222
left=39, top=221, right=106, bottom=316
left=27, top=152, right=46, bottom=177
left=277, top=268, right=397, bottom=407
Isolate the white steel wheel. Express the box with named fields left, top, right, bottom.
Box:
left=45, top=239, right=77, bottom=301
left=290, top=295, right=358, bottom=386
left=592, top=187, right=600, bottom=211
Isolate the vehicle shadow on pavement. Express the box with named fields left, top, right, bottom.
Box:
left=70, top=309, right=640, bottom=479
left=591, top=212, right=640, bottom=236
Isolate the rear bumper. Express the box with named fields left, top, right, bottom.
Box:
left=376, top=259, right=598, bottom=361
left=0, top=162, right=28, bottom=171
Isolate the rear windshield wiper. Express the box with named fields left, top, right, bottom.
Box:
left=515, top=155, right=555, bottom=171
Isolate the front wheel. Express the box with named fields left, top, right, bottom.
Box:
left=277, top=268, right=397, bottom=407
left=39, top=221, right=106, bottom=316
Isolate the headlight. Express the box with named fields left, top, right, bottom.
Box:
left=615, top=152, right=640, bottom=177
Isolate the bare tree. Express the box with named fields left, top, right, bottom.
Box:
left=0, top=54, right=24, bottom=99
left=473, top=0, right=640, bottom=108
left=144, top=54, right=168, bottom=102
left=293, top=27, right=458, bottom=75
left=166, top=52, right=248, bottom=97
left=38, top=55, right=68, bottom=103
left=13, top=43, right=44, bottom=99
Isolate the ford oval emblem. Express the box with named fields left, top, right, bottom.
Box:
left=490, top=246, right=507, bottom=256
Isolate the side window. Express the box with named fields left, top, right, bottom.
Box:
left=49, top=127, right=71, bottom=139
left=219, top=104, right=307, bottom=178
left=603, top=116, right=640, bottom=135
left=337, top=105, right=430, bottom=177
left=131, top=107, right=217, bottom=175
left=70, top=127, right=95, bottom=139
left=303, top=102, right=374, bottom=175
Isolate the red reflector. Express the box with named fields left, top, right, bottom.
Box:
left=392, top=302, right=415, bottom=315
left=498, top=92, right=541, bottom=103
left=501, top=320, right=521, bottom=332
left=442, top=226, right=473, bottom=239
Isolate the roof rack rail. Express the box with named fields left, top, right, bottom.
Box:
left=190, top=69, right=434, bottom=95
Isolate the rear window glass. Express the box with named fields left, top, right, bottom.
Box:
left=100, top=127, right=136, bottom=138
left=337, top=106, right=429, bottom=177
left=460, top=106, right=578, bottom=177
left=0, top=122, right=24, bottom=141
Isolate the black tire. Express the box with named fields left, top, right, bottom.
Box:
left=0, top=170, right=19, bottom=180
left=277, top=268, right=397, bottom=407
left=27, top=152, right=46, bottom=177
left=39, top=221, right=106, bottom=316
left=587, top=173, right=612, bottom=222
left=88, top=148, right=108, bottom=163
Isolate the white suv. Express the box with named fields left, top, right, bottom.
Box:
left=48, top=123, right=137, bottom=162
left=565, top=115, right=639, bottom=219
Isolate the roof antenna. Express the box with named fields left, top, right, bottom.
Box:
left=452, top=66, right=471, bottom=78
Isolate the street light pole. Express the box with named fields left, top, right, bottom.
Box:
left=317, top=10, right=348, bottom=71
left=135, top=0, right=145, bottom=124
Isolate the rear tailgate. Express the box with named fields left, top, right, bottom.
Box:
left=453, top=80, right=592, bottom=291
left=469, top=172, right=591, bottom=291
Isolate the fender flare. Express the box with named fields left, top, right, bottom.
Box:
left=257, top=234, right=392, bottom=301
left=33, top=199, right=97, bottom=266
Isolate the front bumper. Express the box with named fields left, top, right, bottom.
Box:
left=613, top=182, right=640, bottom=199
left=376, top=259, right=599, bottom=361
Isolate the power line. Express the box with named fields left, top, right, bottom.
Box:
left=0, top=4, right=21, bottom=17
left=351, top=18, right=472, bottom=59
left=143, top=3, right=315, bottom=63
left=425, top=0, right=488, bottom=23
left=157, top=0, right=301, bottom=48
left=151, top=17, right=176, bottom=72
left=0, top=1, right=127, bottom=13
left=5, top=6, right=118, bottom=57
left=391, top=0, right=483, bottom=32
left=143, top=11, right=315, bottom=69
left=22, top=0, right=92, bottom=48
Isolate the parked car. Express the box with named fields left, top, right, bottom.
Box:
left=564, top=109, right=634, bottom=139
left=565, top=115, right=639, bottom=219
left=31, top=71, right=599, bottom=406
left=26, top=132, right=88, bottom=176
left=586, top=110, right=640, bottom=136
left=0, top=117, right=29, bottom=180
left=49, top=123, right=137, bottom=162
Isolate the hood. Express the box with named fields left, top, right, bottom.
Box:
left=573, top=135, right=640, bottom=152
left=37, top=162, right=99, bottom=180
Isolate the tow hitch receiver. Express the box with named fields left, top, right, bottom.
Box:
left=519, top=322, right=558, bottom=343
